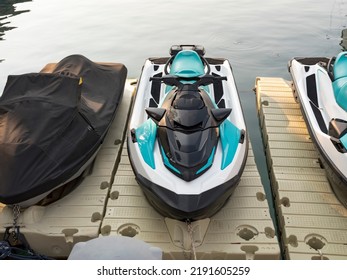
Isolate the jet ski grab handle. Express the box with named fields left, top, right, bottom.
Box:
left=164, top=53, right=211, bottom=75
left=327, top=56, right=336, bottom=80
left=150, top=74, right=227, bottom=88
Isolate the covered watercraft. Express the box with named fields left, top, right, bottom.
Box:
left=289, top=51, right=347, bottom=207
left=128, top=45, right=248, bottom=220
left=0, top=55, right=127, bottom=206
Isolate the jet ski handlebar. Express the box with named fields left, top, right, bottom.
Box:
left=150, top=74, right=227, bottom=87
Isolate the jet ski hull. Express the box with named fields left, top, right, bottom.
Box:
left=289, top=55, right=347, bottom=207
left=128, top=46, right=248, bottom=220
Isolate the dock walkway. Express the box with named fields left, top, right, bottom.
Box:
left=255, top=77, right=347, bottom=260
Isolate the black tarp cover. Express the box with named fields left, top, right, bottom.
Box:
left=0, top=55, right=127, bottom=204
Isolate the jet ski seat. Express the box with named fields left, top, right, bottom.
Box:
left=170, top=50, right=205, bottom=78
left=333, top=52, right=347, bottom=79
left=333, top=52, right=347, bottom=111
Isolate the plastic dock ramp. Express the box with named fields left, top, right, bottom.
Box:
left=255, top=77, right=347, bottom=260
left=0, top=79, right=135, bottom=259
left=101, top=144, right=280, bottom=259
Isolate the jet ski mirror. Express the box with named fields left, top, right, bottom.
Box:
left=211, top=108, right=232, bottom=125
left=328, top=118, right=347, bottom=139
left=145, top=108, right=166, bottom=124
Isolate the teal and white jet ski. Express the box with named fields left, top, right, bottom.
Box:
left=127, top=45, right=248, bottom=220
left=289, top=51, right=347, bottom=207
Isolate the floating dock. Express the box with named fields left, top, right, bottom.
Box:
left=101, top=141, right=279, bottom=260
left=0, top=79, right=280, bottom=260
left=2, top=77, right=347, bottom=260
left=0, top=80, right=134, bottom=258
left=255, top=77, right=347, bottom=260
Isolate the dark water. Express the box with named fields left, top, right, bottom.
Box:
left=0, top=0, right=346, bottom=224
left=1, top=0, right=346, bottom=89
left=0, top=1, right=30, bottom=39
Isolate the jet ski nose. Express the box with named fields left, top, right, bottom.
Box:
left=181, top=171, right=196, bottom=182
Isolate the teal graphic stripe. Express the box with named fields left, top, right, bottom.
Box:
left=340, top=133, right=347, bottom=150
left=196, top=146, right=216, bottom=174
left=135, top=119, right=157, bottom=169
left=220, top=119, right=241, bottom=170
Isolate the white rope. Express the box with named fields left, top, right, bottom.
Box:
left=187, top=221, right=197, bottom=260
left=316, top=249, right=324, bottom=260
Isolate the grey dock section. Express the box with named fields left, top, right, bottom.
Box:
left=101, top=144, right=280, bottom=259
left=101, top=120, right=280, bottom=258
left=0, top=80, right=134, bottom=258
left=0, top=79, right=280, bottom=259
left=255, top=77, right=347, bottom=260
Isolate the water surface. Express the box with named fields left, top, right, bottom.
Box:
left=0, top=0, right=346, bottom=224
